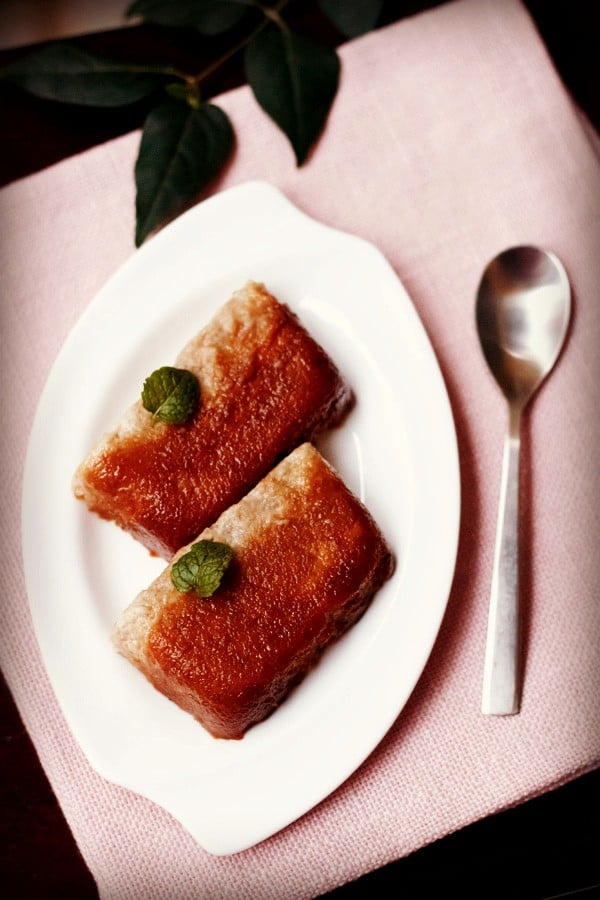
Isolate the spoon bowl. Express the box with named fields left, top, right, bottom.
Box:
left=475, top=246, right=571, bottom=715
left=476, top=246, right=571, bottom=407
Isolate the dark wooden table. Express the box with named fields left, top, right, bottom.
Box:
left=1, top=3, right=598, bottom=897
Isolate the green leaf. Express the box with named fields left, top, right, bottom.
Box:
left=0, top=43, right=176, bottom=106
left=127, top=0, right=254, bottom=35
left=141, top=367, right=200, bottom=424
left=245, top=26, right=340, bottom=166
left=317, top=0, right=384, bottom=38
left=135, top=99, right=234, bottom=245
left=171, top=540, right=233, bottom=597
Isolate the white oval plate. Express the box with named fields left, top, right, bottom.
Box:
left=22, top=181, right=460, bottom=855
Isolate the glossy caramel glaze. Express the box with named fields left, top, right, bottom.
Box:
left=74, top=284, right=350, bottom=557
left=115, top=444, right=394, bottom=739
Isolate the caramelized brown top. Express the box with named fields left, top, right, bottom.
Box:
left=145, top=445, right=391, bottom=727
left=82, top=287, right=348, bottom=556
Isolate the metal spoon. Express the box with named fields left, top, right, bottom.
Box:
left=476, top=246, right=571, bottom=715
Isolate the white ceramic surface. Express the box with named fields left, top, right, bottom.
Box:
left=22, top=182, right=460, bottom=855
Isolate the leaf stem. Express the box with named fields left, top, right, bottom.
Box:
left=189, top=0, right=291, bottom=86
left=260, top=4, right=290, bottom=33
left=105, top=60, right=189, bottom=80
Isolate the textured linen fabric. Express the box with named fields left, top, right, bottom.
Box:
left=1, top=0, right=599, bottom=896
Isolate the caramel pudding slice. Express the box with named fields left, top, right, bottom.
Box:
left=113, top=443, right=394, bottom=740
left=73, top=282, right=350, bottom=557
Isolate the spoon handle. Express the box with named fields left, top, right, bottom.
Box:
left=482, top=405, right=522, bottom=715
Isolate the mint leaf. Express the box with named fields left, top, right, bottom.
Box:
left=245, top=26, right=340, bottom=166
left=1, top=44, right=176, bottom=106
left=317, top=0, right=384, bottom=38
left=141, top=367, right=200, bottom=424
left=127, top=0, right=253, bottom=35
left=170, top=551, right=203, bottom=593
left=171, top=541, right=233, bottom=597
left=135, top=98, right=234, bottom=245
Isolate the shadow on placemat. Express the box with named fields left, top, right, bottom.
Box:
left=0, top=673, right=99, bottom=899
left=321, top=769, right=600, bottom=899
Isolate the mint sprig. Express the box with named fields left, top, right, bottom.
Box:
left=141, top=366, right=199, bottom=425
left=171, top=540, right=233, bottom=598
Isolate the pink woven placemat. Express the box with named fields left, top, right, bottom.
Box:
left=1, top=1, right=599, bottom=896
